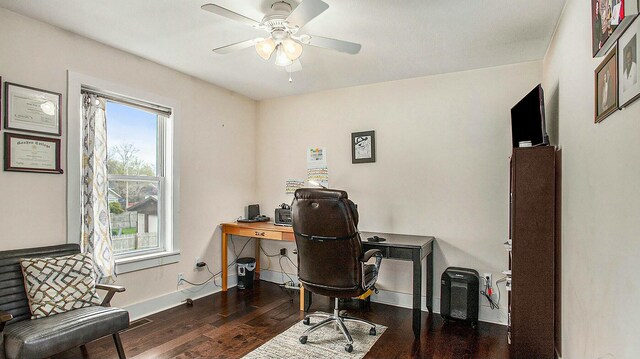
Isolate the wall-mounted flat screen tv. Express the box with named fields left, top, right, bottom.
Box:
left=510, top=84, right=549, bottom=148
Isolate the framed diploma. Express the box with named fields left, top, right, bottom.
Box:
left=4, top=132, right=63, bottom=174
left=4, top=82, right=62, bottom=136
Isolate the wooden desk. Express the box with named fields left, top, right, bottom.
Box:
left=220, top=222, right=305, bottom=310
left=360, top=232, right=434, bottom=337
left=220, top=222, right=435, bottom=336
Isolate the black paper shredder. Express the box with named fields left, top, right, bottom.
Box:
left=440, top=267, right=479, bottom=326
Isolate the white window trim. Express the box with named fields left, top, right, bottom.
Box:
left=67, top=71, right=181, bottom=274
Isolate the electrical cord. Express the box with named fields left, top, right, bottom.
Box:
left=284, top=254, right=298, bottom=269
left=181, top=236, right=298, bottom=297
left=278, top=255, right=296, bottom=285
left=481, top=277, right=500, bottom=310
left=182, top=237, right=253, bottom=288
left=259, top=243, right=280, bottom=272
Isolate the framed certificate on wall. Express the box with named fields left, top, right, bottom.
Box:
left=4, top=132, right=63, bottom=174
left=4, top=82, right=62, bottom=136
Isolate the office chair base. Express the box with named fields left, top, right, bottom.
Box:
left=299, top=299, right=377, bottom=352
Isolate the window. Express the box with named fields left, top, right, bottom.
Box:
left=67, top=73, right=179, bottom=274
left=106, top=101, right=168, bottom=258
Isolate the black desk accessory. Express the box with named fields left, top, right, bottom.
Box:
left=275, top=203, right=292, bottom=226
left=366, top=235, right=386, bottom=242
left=238, top=204, right=270, bottom=222
left=237, top=215, right=270, bottom=223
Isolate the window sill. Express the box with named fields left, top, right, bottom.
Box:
left=115, top=251, right=180, bottom=274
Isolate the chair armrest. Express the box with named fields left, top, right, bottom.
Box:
left=362, top=249, right=382, bottom=262
left=1, top=309, right=13, bottom=332
left=361, top=249, right=383, bottom=290
left=95, top=284, right=126, bottom=307
left=362, top=249, right=383, bottom=272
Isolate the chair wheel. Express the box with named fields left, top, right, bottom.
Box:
left=299, top=336, right=307, bottom=344
left=303, top=318, right=310, bottom=325
left=345, top=344, right=353, bottom=353
left=369, top=327, right=376, bottom=336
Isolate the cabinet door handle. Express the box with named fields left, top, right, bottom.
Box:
left=255, top=231, right=265, bottom=237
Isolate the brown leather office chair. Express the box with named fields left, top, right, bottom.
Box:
left=292, top=188, right=382, bottom=353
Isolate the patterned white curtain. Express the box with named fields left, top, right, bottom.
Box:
left=81, top=93, right=116, bottom=282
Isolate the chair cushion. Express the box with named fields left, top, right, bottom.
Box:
left=20, top=253, right=101, bottom=319
left=3, top=306, right=129, bottom=359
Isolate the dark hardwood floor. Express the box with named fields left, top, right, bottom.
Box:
left=52, top=281, right=508, bottom=359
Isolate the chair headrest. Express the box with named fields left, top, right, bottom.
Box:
left=294, top=188, right=348, bottom=201
left=293, top=188, right=359, bottom=228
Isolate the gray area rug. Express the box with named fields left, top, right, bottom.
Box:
left=243, top=315, right=387, bottom=358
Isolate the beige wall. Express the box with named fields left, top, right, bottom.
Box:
left=0, top=8, right=257, bottom=307
left=256, top=61, right=542, bottom=323
left=543, top=0, right=640, bottom=358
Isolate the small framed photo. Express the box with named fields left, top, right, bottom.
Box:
left=619, top=16, right=640, bottom=107
left=4, top=132, right=63, bottom=174
left=4, top=82, right=62, bottom=136
left=595, top=48, right=618, bottom=123
left=351, top=130, right=375, bottom=164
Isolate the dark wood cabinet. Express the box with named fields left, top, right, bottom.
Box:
left=508, top=146, right=556, bottom=359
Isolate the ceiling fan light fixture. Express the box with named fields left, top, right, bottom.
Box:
left=281, top=38, right=303, bottom=61
left=274, top=44, right=293, bottom=66
left=255, top=37, right=276, bottom=60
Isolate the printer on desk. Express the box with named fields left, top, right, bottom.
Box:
left=274, top=203, right=292, bottom=226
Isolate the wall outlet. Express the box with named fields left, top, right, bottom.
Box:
left=195, top=257, right=201, bottom=269
left=280, top=248, right=287, bottom=256
left=177, top=273, right=184, bottom=286
left=483, top=273, right=492, bottom=286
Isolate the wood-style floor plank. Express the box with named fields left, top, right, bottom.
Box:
left=51, top=281, right=508, bottom=359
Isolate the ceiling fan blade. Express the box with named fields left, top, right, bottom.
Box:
left=286, top=0, right=329, bottom=29
left=201, top=4, right=260, bottom=27
left=285, top=59, right=303, bottom=73
left=213, top=38, right=259, bottom=54
left=302, top=35, right=361, bottom=54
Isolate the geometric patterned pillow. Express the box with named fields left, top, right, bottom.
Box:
left=20, top=253, right=101, bottom=319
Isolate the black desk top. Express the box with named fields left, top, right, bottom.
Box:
left=360, top=231, right=434, bottom=249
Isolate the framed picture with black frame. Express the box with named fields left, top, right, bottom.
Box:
left=4, top=132, right=63, bottom=174
left=4, top=82, right=62, bottom=136
left=595, top=48, right=618, bottom=123
left=351, top=130, right=375, bottom=164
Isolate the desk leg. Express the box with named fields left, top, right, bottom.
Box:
left=255, top=239, right=260, bottom=280
left=412, top=250, right=422, bottom=337
left=427, top=250, right=434, bottom=313
left=222, top=232, right=228, bottom=291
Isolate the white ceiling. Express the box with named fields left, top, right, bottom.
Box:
left=0, top=0, right=566, bottom=100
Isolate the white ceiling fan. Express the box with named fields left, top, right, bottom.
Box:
left=201, top=0, right=362, bottom=75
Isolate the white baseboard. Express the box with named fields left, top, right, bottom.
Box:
left=124, top=271, right=506, bottom=326
left=259, top=269, right=507, bottom=326
left=124, top=276, right=238, bottom=321
left=259, top=269, right=299, bottom=286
